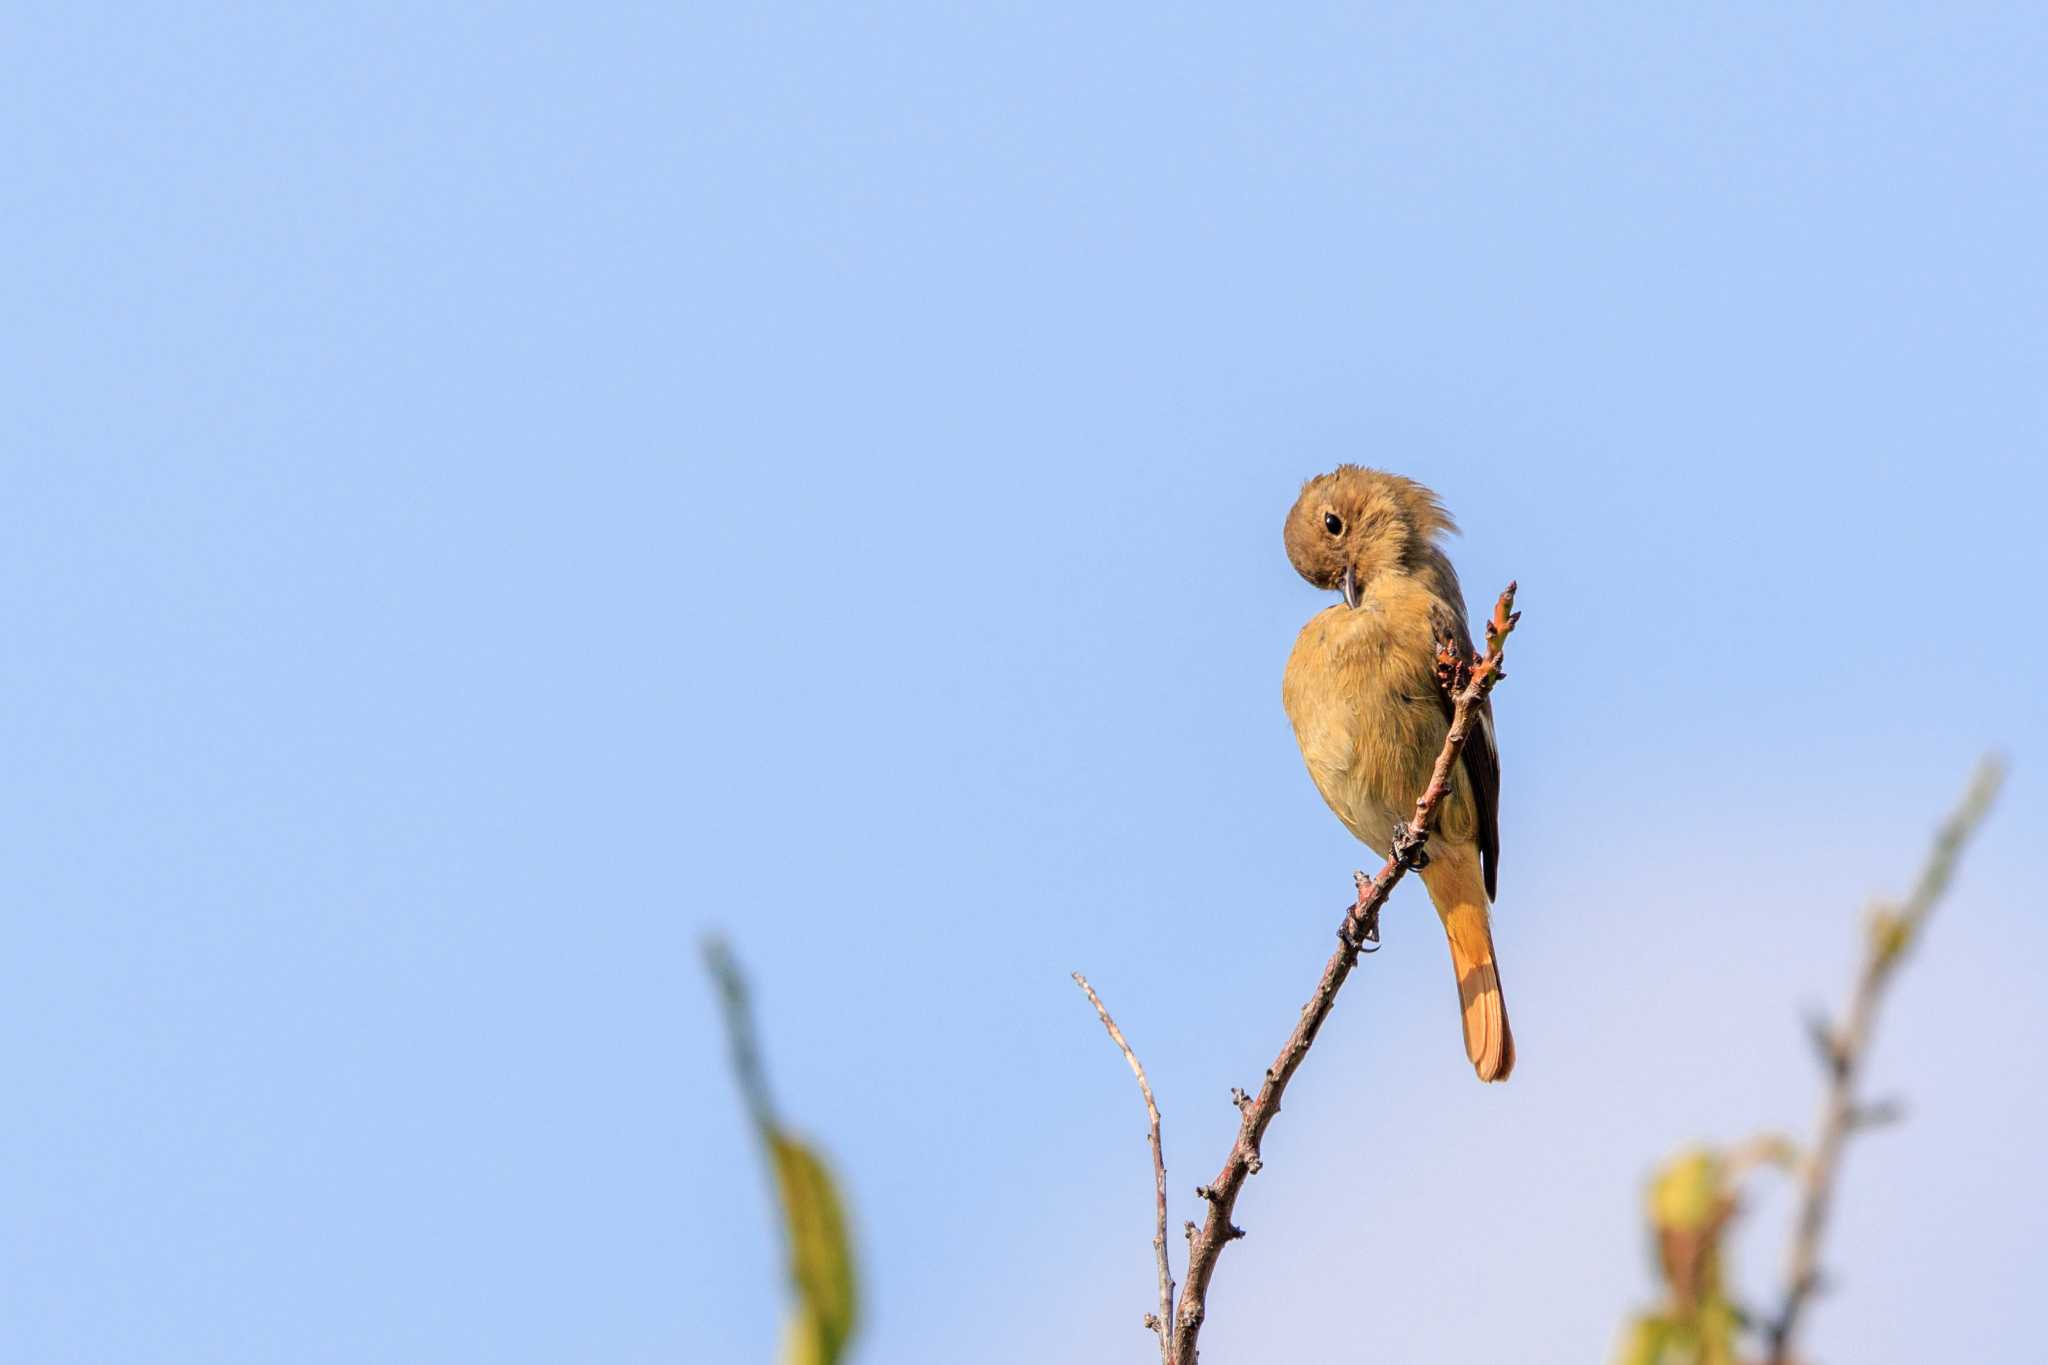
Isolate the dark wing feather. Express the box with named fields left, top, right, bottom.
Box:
left=1464, top=697, right=1501, bottom=900
left=1430, top=602, right=1502, bottom=900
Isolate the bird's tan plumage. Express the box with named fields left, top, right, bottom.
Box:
left=1281, top=466, right=1514, bottom=1082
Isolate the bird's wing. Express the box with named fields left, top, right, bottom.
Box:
left=1465, top=697, right=1502, bottom=901
left=1432, top=602, right=1502, bottom=901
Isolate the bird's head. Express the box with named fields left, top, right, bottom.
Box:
left=1283, top=465, right=1458, bottom=607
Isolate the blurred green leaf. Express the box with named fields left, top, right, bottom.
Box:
left=704, top=936, right=861, bottom=1365
left=1619, top=1148, right=1750, bottom=1365
left=1648, top=1150, right=1726, bottom=1236
left=1867, top=904, right=1912, bottom=969
left=1616, top=1314, right=1672, bottom=1365
left=1695, top=1298, right=1741, bottom=1365
left=1619, top=1307, right=1743, bottom=1365
left=772, top=1132, right=858, bottom=1365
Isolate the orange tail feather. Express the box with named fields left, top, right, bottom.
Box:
left=1422, top=856, right=1515, bottom=1082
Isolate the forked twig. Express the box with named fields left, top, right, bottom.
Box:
left=1072, top=973, right=1174, bottom=1361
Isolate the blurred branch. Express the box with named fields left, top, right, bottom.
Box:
left=704, top=936, right=861, bottom=1365
left=1075, top=583, right=1519, bottom=1365
left=1760, top=757, right=2005, bottom=1365
left=1071, top=973, right=1174, bottom=1363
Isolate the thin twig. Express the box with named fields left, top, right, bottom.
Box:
left=1164, top=582, right=1521, bottom=1365
left=1762, top=756, right=2005, bottom=1365
left=1072, top=973, right=1175, bottom=1362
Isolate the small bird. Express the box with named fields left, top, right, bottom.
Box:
left=1280, top=466, right=1514, bottom=1082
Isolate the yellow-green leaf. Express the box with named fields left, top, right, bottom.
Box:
left=1868, top=905, right=1912, bottom=968
left=1694, top=1297, right=1741, bottom=1365
left=772, top=1131, right=858, bottom=1365
left=1648, top=1150, right=1724, bottom=1234
left=1615, top=1314, right=1674, bottom=1365
left=780, top=1308, right=827, bottom=1365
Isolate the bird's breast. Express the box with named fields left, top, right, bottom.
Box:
left=1282, top=601, right=1454, bottom=852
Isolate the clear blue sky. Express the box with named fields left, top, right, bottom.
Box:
left=3, top=5, right=2042, bottom=1362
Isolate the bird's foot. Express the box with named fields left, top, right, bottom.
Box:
left=1389, top=822, right=1430, bottom=871
left=1340, top=870, right=1382, bottom=952
left=1337, top=916, right=1381, bottom=953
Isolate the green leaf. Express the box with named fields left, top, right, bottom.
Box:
left=1867, top=904, right=1913, bottom=969
left=1615, top=1314, right=1673, bottom=1365
left=702, top=938, right=861, bottom=1365
left=772, top=1131, right=858, bottom=1365
left=1695, top=1297, right=1741, bottom=1365
left=1648, top=1150, right=1725, bottom=1234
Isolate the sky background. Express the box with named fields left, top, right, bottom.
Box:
left=3, top=4, right=2043, bottom=1362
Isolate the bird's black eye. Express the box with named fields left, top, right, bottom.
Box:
left=1323, top=512, right=1344, bottom=536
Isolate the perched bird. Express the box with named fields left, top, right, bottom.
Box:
left=1280, top=466, right=1514, bottom=1082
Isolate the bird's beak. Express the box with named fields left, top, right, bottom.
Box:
left=1341, top=564, right=1360, bottom=609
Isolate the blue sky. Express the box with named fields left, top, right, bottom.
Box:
left=2, top=4, right=2042, bottom=1362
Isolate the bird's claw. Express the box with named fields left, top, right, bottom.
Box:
left=1337, top=916, right=1381, bottom=953
left=1390, top=823, right=1430, bottom=871
left=1340, top=874, right=1383, bottom=953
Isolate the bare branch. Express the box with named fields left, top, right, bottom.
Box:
left=1165, top=582, right=1521, bottom=1365
left=1762, top=756, right=2005, bottom=1364
left=1072, top=973, right=1175, bottom=1363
